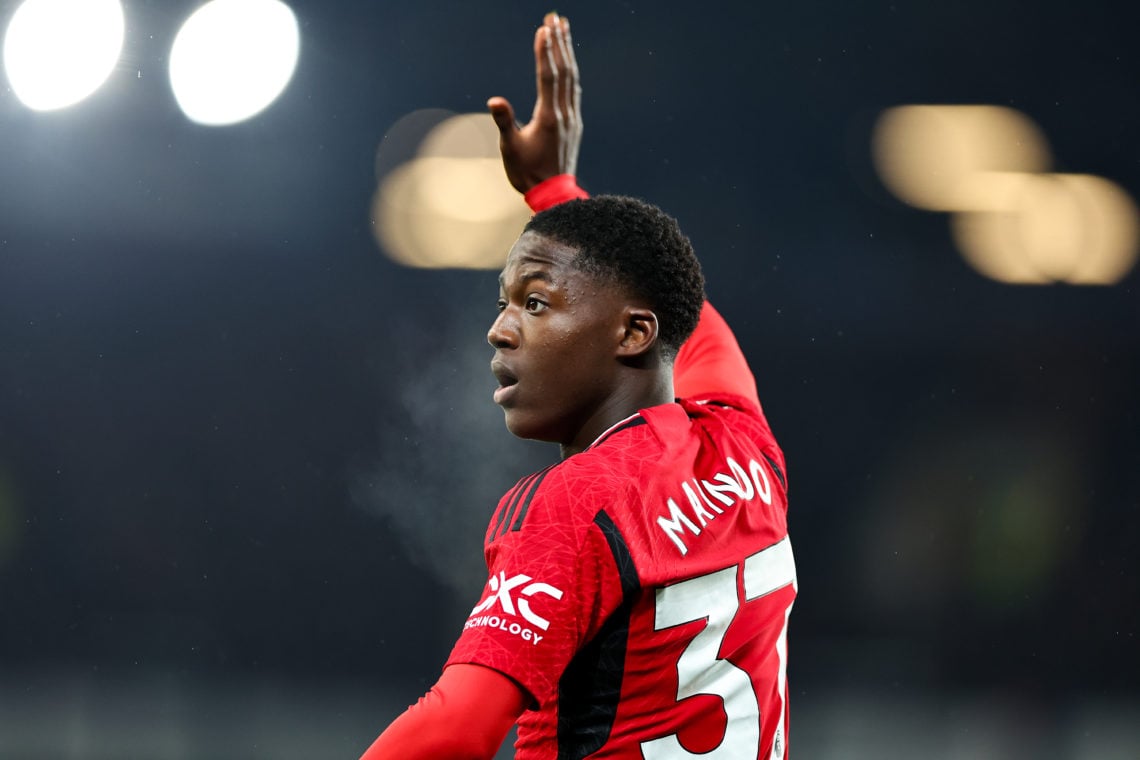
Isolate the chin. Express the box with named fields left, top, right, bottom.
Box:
left=502, top=410, right=562, bottom=444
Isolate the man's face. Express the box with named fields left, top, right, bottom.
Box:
left=488, top=231, right=629, bottom=451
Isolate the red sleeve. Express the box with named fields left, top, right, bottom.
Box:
left=674, top=302, right=760, bottom=407
left=359, top=663, right=526, bottom=760
left=524, top=173, right=589, bottom=212
left=446, top=471, right=624, bottom=707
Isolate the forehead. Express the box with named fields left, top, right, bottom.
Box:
left=499, top=231, right=587, bottom=286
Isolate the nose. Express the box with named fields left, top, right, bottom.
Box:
left=487, top=308, right=519, bottom=349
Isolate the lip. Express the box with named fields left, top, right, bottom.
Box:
left=490, top=359, right=519, bottom=405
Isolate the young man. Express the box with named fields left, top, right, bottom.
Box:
left=361, top=14, right=795, bottom=760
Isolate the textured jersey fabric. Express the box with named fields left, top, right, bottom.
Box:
left=447, top=388, right=794, bottom=759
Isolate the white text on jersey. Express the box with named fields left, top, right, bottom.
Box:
left=467, top=571, right=564, bottom=646
left=656, top=456, right=775, bottom=555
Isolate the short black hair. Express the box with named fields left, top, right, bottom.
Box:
left=524, top=195, right=705, bottom=357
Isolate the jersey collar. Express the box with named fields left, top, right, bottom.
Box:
left=586, top=411, right=648, bottom=450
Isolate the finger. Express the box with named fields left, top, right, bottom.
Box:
left=532, top=23, right=555, bottom=123
left=550, top=16, right=581, bottom=173
left=544, top=17, right=564, bottom=128
left=486, top=96, right=517, bottom=136
left=552, top=16, right=578, bottom=125
left=560, top=17, right=582, bottom=126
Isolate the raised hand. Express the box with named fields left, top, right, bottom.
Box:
left=487, top=13, right=582, bottom=194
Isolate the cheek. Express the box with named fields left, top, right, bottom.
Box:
left=527, top=311, right=617, bottom=388
left=555, top=313, right=615, bottom=352
left=544, top=335, right=603, bottom=378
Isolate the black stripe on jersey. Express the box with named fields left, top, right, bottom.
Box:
left=510, top=464, right=555, bottom=532
left=763, top=452, right=787, bottom=490
left=492, top=470, right=539, bottom=539
left=555, top=512, right=640, bottom=759
left=593, top=511, right=639, bottom=599
left=589, top=416, right=648, bottom=450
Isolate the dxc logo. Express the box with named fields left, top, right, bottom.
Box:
left=470, top=572, right=564, bottom=631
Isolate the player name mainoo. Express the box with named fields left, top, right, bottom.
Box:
left=656, top=456, right=777, bottom=555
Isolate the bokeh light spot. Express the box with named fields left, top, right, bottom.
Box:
left=952, top=173, right=1139, bottom=285
left=872, top=105, right=1051, bottom=212
left=169, top=0, right=300, bottom=126
left=418, top=113, right=502, bottom=159
left=3, top=0, right=124, bottom=111
left=371, top=111, right=531, bottom=270
left=874, top=104, right=1138, bottom=286
left=1060, top=175, right=1140, bottom=285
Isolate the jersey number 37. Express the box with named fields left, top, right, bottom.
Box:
left=642, top=537, right=796, bottom=760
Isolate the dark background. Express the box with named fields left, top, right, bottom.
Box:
left=0, top=0, right=1137, bottom=757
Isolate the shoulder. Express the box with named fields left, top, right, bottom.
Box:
left=679, top=391, right=766, bottom=420
left=494, top=422, right=658, bottom=533
left=530, top=448, right=644, bottom=522
left=680, top=393, right=781, bottom=449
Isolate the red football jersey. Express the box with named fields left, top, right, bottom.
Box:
left=447, top=369, right=795, bottom=758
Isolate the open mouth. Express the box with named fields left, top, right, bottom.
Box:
left=491, top=360, right=518, bottom=404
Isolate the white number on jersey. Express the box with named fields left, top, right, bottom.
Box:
left=641, top=537, right=796, bottom=760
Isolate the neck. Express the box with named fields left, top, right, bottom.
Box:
left=560, top=365, right=674, bottom=459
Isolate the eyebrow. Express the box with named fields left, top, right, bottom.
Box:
left=499, top=268, right=554, bottom=289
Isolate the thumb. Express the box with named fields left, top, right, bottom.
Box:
left=486, top=96, right=518, bottom=136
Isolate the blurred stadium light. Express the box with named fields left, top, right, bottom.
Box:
left=370, top=111, right=532, bottom=269
left=169, top=0, right=300, bottom=126
left=872, top=106, right=1052, bottom=212
left=3, top=0, right=124, bottom=111
left=952, top=173, right=1139, bottom=285
left=872, top=105, right=1139, bottom=285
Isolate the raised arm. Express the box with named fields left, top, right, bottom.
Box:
left=487, top=12, right=584, bottom=196
left=674, top=302, right=760, bottom=407
left=491, top=15, right=760, bottom=407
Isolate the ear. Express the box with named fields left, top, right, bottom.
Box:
left=616, top=306, right=659, bottom=358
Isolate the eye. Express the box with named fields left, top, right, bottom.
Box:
left=525, top=296, right=547, bottom=313
left=496, top=298, right=507, bottom=312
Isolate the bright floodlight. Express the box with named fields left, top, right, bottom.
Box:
left=3, top=0, right=124, bottom=111
left=170, top=0, right=300, bottom=126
